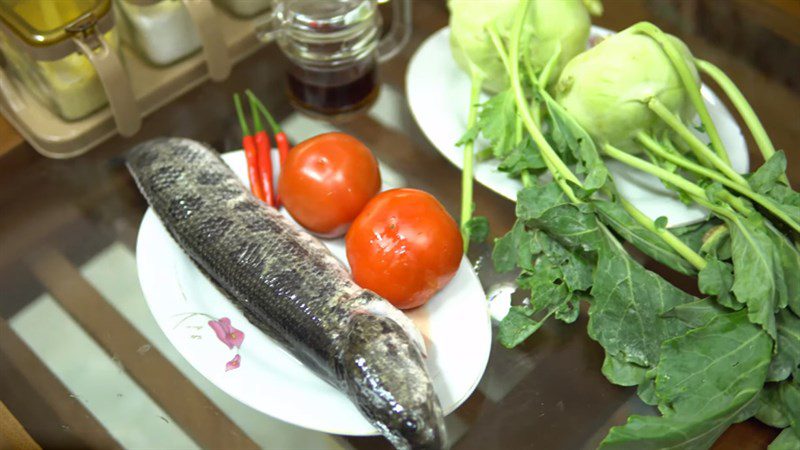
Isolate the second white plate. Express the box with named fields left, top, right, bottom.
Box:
left=406, top=26, right=749, bottom=228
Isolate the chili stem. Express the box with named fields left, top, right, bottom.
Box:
left=246, top=90, right=282, bottom=135
left=233, top=94, right=251, bottom=136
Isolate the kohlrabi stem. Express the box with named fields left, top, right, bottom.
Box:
left=691, top=194, right=739, bottom=223
left=648, top=98, right=749, bottom=186
left=508, top=0, right=581, bottom=202
left=603, top=186, right=707, bottom=270
left=488, top=25, right=512, bottom=75
left=490, top=23, right=532, bottom=188
left=521, top=57, right=543, bottom=126
left=638, top=132, right=800, bottom=233
left=603, top=143, right=752, bottom=216
left=695, top=58, right=789, bottom=187
left=631, top=22, right=730, bottom=166
left=461, top=69, right=484, bottom=252
left=538, top=43, right=561, bottom=88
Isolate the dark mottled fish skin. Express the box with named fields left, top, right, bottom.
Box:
left=127, top=138, right=445, bottom=450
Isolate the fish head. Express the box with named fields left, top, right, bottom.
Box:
left=339, top=312, right=446, bottom=450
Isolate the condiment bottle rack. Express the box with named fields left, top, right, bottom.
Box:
left=0, top=2, right=267, bottom=159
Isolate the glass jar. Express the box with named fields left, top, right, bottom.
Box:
left=0, top=0, right=139, bottom=134
left=259, top=0, right=410, bottom=119
left=115, top=0, right=201, bottom=67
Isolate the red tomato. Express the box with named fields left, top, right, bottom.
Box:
left=345, top=188, right=463, bottom=309
left=279, top=132, right=381, bottom=237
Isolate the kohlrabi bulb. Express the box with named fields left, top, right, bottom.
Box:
left=449, top=0, right=592, bottom=93
left=554, top=27, right=699, bottom=152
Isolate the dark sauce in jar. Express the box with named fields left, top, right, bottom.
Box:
left=286, top=59, right=379, bottom=120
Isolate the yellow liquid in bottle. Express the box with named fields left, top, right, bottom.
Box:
left=12, top=0, right=96, bottom=32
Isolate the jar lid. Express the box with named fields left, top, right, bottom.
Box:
left=279, top=0, right=376, bottom=43
left=0, top=0, right=110, bottom=47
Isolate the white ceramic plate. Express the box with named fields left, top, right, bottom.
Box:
left=135, top=151, right=491, bottom=436
left=406, top=26, right=749, bottom=228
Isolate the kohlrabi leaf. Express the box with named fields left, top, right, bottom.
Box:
left=601, top=352, right=648, bottom=387
left=498, top=136, right=548, bottom=176
left=766, top=223, right=800, bottom=317
left=779, top=377, right=800, bottom=438
left=661, top=298, right=731, bottom=328
left=671, top=220, right=722, bottom=253
left=749, top=153, right=800, bottom=224
left=727, top=213, right=779, bottom=339
left=750, top=151, right=788, bottom=194
left=593, top=199, right=697, bottom=275
left=768, top=310, right=800, bottom=382
left=769, top=429, right=800, bottom=450
left=763, top=184, right=800, bottom=224
left=497, top=306, right=543, bottom=348
left=517, top=258, right=569, bottom=312
left=476, top=89, right=518, bottom=159
left=517, top=184, right=603, bottom=252
left=464, top=216, right=490, bottom=243
left=492, top=220, right=536, bottom=273
left=601, top=311, right=771, bottom=450
left=655, top=311, right=771, bottom=417
left=699, top=224, right=731, bottom=260
left=756, top=382, right=790, bottom=428
left=698, top=258, right=735, bottom=305
left=540, top=89, right=608, bottom=191
left=637, top=378, right=660, bottom=407
left=588, top=228, right=696, bottom=368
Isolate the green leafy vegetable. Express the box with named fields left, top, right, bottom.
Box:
left=697, top=258, right=734, bottom=305
left=498, top=136, right=548, bottom=176
left=780, top=377, right=800, bottom=438
left=492, top=220, right=535, bottom=272
left=769, top=429, right=800, bottom=450
left=601, top=312, right=771, bottom=449
left=593, top=199, right=697, bottom=275
left=750, top=152, right=788, bottom=194
left=601, top=353, right=648, bottom=387
left=588, top=228, right=696, bottom=368
left=464, top=216, right=490, bottom=243
left=475, top=89, right=518, bottom=158
left=756, top=383, right=790, bottom=428
left=727, top=214, right=779, bottom=339
left=497, top=306, right=543, bottom=348
left=540, top=89, right=608, bottom=191
left=661, top=298, right=730, bottom=328
left=451, top=5, right=800, bottom=447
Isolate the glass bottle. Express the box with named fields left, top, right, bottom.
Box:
left=259, top=0, right=411, bottom=120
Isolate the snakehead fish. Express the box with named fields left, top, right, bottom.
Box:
left=127, top=138, right=446, bottom=450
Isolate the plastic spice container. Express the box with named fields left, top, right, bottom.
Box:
left=115, top=0, right=201, bottom=66
left=214, top=0, right=271, bottom=18
left=0, top=0, right=139, bottom=134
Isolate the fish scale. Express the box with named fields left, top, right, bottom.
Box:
left=127, top=137, right=445, bottom=450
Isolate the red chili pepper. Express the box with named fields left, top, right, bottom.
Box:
left=233, top=94, right=265, bottom=201
left=246, top=90, right=291, bottom=206
left=249, top=95, right=276, bottom=207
